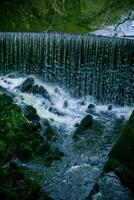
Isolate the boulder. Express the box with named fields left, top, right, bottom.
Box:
left=87, top=104, right=95, bottom=113
left=88, top=104, right=95, bottom=109
left=20, top=77, right=34, bottom=92
left=74, top=114, right=93, bottom=135
left=24, top=105, right=40, bottom=122
left=30, top=85, right=51, bottom=100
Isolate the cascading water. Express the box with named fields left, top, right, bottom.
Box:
left=0, top=32, right=134, bottom=105
left=0, top=32, right=134, bottom=200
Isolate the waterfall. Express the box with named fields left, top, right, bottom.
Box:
left=0, top=32, right=134, bottom=105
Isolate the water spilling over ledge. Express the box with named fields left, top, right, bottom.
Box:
left=0, top=32, right=134, bottom=105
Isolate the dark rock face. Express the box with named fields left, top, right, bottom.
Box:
left=74, top=114, right=93, bottom=136
left=20, top=77, right=34, bottom=92
left=105, top=110, right=134, bottom=193
left=19, top=78, right=51, bottom=100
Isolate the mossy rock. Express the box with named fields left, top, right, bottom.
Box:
left=16, top=143, right=33, bottom=161
left=45, top=127, right=56, bottom=141
left=74, top=114, right=93, bottom=136
left=24, top=105, right=40, bottom=122
left=0, top=163, right=41, bottom=200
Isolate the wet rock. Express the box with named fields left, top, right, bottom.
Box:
left=0, top=86, right=6, bottom=93
left=74, top=115, right=93, bottom=135
left=32, top=120, right=41, bottom=131
left=24, top=105, right=40, bottom=122
left=0, top=163, right=43, bottom=200
left=106, top=110, right=134, bottom=193
left=87, top=104, right=95, bottom=113
left=108, top=105, right=113, bottom=110
left=80, top=114, right=93, bottom=129
left=49, top=106, right=65, bottom=116
left=20, top=77, right=34, bottom=92
left=88, top=104, right=95, bottom=109
left=63, top=100, right=68, bottom=108
left=42, top=119, right=51, bottom=127
left=30, top=85, right=51, bottom=100
left=1, top=93, right=13, bottom=105
left=54, top=87, right=60, bottom=94
left=36, top=139, right=50, bottom=156
left=44, top=127, right=56, bottom=140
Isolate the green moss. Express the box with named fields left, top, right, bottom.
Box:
left=0, top=0, right=133, bottom=32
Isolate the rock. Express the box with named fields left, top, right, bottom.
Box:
left=88, top=104, right=95, bottom=109
left=24, top=105, right=40, bottom=122
left=74, top=114, right=93, bottom=135
left=32, top=121, right=41, bottom=131
left=63, top=100, right=68, bottom=108
left=49, top=107, right=65, bottom=116
left=80, top=115, right=93, bottom=129
left=108, top=105, right=113, bottom=110
left=36, top=139, right=50, bottom=156
left=30, top=85, right=51, bottom=100
left=54, top=87, right=60, bottom=94
left=106, top=110, right=134, bottom=193
left=1, top=93, right=13, bottom=105
left=44, top=127, right=55, bottom=140
left=42, top=119, right=51, bottom=127
left=0, top=163, right=43, bottom=200
left=16, top=143, right=33, bottom=161
left=87, top=104, right=95, bottom=113
left=20, top=77, right=34, bottom=92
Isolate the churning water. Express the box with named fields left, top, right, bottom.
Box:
left=0, top=32, right=134, bottom=200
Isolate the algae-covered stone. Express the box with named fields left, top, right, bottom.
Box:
left=74, top=114, right=93, bottom=136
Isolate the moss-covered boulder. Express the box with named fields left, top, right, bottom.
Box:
left=0, top=163, right=42, bottom=200
left=105, top=110, right=134, bottom=193
left=0, top=93, right=64, bottom=164
left=74, top=114, right=93, bottom=136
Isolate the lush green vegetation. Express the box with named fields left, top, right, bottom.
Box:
left=0, top=93, right=64, bottom=199
left=0, top=0, right=133, bottom=32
